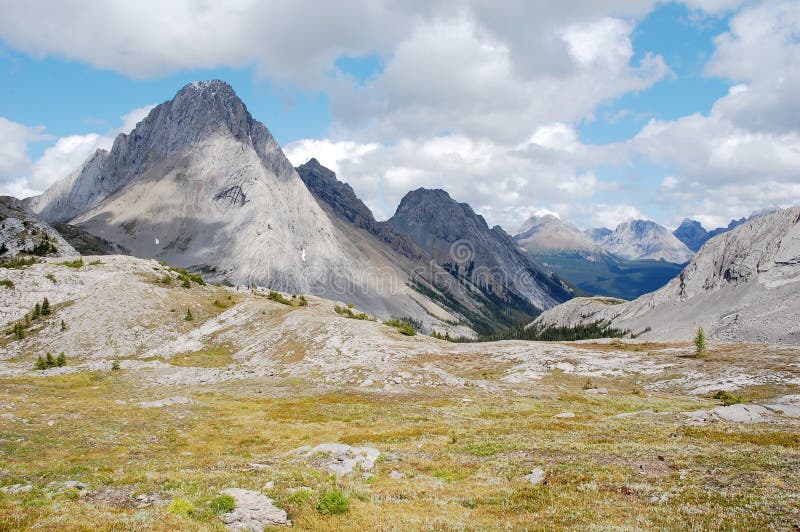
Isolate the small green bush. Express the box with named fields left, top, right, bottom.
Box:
left=184, top=308, right=194, bottom=321
left=1, top=279, right=15, bottom=288
left=58, top=257, right=84, bottom=268
left=35, top=352, right=65, bottom=370
left=713, top=390, right=743, bottom=406
left=111, top=359, right=121, bottom=371
left=384, top=319, right=417, bottom=336
left=208, top=494, right=236, bottom=514
left=45, top=273, right=57, bottom=284
left=334, top=305, right=375, bottom=321
left=167, top=497, right=196, bottom=517
left=267, top=291, right=293, bottom=305
left=316, top=489, right=349, bottom=515
left=0, top=256, right=38, bottom=269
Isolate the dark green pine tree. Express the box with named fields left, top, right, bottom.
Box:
left=41, top=297, right=50, bottom=316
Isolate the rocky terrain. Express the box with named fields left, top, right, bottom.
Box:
left=534, top=207, right=800, bottom=343
left=0, top=196, right=75, bottom=258
left=1, top=253, right=799, bottom=529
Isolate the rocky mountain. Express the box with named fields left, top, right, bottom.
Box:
left=672, top=219, right=709, bottom=252
left=514, top=214, right=602, bottom=258
left=387, top=189, right=573, bottom=316
left=297, top=160, right=558, bottom=335
left=23, top=81, right=480, bottom=333
left=28, top=80, right=353, bottom=298
left=592, top=219, right=693, bottom=263
left=533, top=207, right=800, bottom=343
left=584, top=227, right=612, bottom=242
left=0, top=196, right=76, bottom=258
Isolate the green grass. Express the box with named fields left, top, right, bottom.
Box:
left=208, top=494, right=235, bottom=514
left=0, top=256, right=39, bottom=269
left=0, top=279, right=13, bottom=288
left=57, top=257, right=84, bottom=268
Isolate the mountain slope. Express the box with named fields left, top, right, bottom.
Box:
left=596, top=219, right=693, bottom=263
left=387, top=189, right=573, bottom=318
left=533, top=207, right=800, bottom=343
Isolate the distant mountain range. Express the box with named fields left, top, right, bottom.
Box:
left=513, top=208, right=780, bottom=301
left=534, top=207, right=800, bottom=343
left=12, top=80, right=572, bottom=336
left=513, top=214, right=686, bottom=300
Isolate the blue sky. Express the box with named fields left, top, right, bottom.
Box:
left=0, top=1, right=798, bottom=231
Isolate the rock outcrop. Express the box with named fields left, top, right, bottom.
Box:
left=0, top=196, right=76, bottom=258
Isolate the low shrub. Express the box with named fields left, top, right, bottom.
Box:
left=208, top=494, right=236, bottom=514
left=167, top=497, right=196, bottom=518
left=316, top=489, right=349, bottom=515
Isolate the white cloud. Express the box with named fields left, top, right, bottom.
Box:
left=1, top=104, right=156, bottom=197
left=0, top=117, right=47, bottom=183
left=1, top=1, right=797, bottom=232
left=284, top=139, right=378, bottom=175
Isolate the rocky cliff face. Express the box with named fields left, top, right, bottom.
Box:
left=387, top=188, right=573, bottom=313
left=533, top=207, right=800, bottom=343
left=0, top=196, right=76, bottom=258
left=596, top=219, right=693, bottom=263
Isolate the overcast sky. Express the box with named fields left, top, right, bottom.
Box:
left=0, top=0, right=798, bottom=231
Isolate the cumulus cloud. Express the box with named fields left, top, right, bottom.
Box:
left=1, top=1, right=797, bottom=231
left=0, top=120, right=31, bottom=178
left=0, top=104, right=155, bottom=197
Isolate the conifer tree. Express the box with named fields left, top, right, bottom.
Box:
left=34, top=355, right=47, bottom=370
left=41, top=297, right=50, bottom=316
left=32, top=302, right=41, bottom=319
left=694, top=327, right=707, bottom=357
left=56, top=352, right=66, bottom=367
left=185, top=308, right=193, bottom=321
left=45, top=352, right=55, bottom=367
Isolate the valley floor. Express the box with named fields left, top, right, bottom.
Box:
left=1, top=256, right=799, bottom=530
